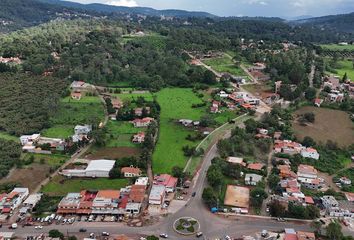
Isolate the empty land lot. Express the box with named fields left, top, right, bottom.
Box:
left=293, top=106, right=354, bottom=147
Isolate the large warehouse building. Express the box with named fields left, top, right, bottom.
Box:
left=61, top=160, right=115, bottom=178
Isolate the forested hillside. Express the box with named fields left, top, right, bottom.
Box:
left=0, top=73, right=67, bottom=136
left=0, top=0, right=100, bottom=32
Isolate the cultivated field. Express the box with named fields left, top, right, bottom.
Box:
left=333, top=60, right=354, bottom=81
left=203, top=54, right=246, bottom=76
left=293, top=106, right=354, bottom=147
left=42, top=96, right=105, bottom=139
left=87, top=146, right=141, bottom=159
left=320, top=44, right=354, bottom=51
left=42, top=176, right=129, bottom=196
left=152, top=88, right=206, bottom=173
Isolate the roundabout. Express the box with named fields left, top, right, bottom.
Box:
left=173, top=217, right=200, bottom=236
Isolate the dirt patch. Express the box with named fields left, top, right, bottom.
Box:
left=0, top=163, right=51, bottom=192
left=87, top=147, right=141, bottom=159
left=292, top=106, right=354, bottom=147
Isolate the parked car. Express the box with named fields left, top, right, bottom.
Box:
left=35, top=225, right=43, bottom=230
left=79, top=228, right=87, bottom=232
left=196, top=232, right=203, bottom=237
left=224, top=236, right=231, bottom=240
left=277, top=218, right=286, bottom=222
left=159, top=233, right=168, bottom=238
left=192, top=192, right=196, bottom=197
left=102, top=232, right=110, bottom=236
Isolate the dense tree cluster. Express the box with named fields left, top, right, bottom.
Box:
left=0, top=139, right=21, bottom=178
left=0, top=73, right=67, bottom=135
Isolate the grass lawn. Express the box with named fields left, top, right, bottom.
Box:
left=320, top=44, right=354, bottom=51
left=0, top=131, right=19, bottom=142
left=333, top=60, right=354, bottom=81
left=113, top=92, right=154, bottom=102
left=42, top=96, right=105, bottom=138
left=203, top=54, right=247, bottom=76
left=105, top=120, right=142, bottom=148
left=153, top=88, right=206, bottom=174
left=213, top=110, right=240, bottom=125
left=42, top=176, right=129, bottom=196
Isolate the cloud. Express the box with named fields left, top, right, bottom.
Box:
left=105, top=0, right=138, bottom=7
left=245, top=0, right=268, bottom=5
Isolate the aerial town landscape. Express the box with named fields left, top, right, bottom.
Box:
left=0, top=0, right=354, bottom=239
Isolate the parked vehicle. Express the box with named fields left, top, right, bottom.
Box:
left=192, top=192, right=196, bottom=197
left=79, top=228, right=87, bottom=232
left=159, top=233, right=168, bottom=238
left=35, top=225, right=43, bottom=230
left=102, top=232, right=110, bottom=236
left=196, top=232, right=203, bottom=237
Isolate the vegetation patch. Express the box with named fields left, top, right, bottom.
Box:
left=42, top=176, right=129, bottom=196
left=87, top=147, right=141, bottom=160
left=153, top=88, right=206, bottom=173
left=104, top=121, right=142, bottom=148
left=173, top=217, right=200, bottom=235
left=203, top=54, right=246, bottom=76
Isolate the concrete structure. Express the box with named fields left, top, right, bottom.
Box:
left=20, top=134, right=41, bottom=145
left=73, top=125, right=92, bottom=143
left=149, top=185, right=166, bottom=205
left=300, top=148, right=320, bottom=160
left=135, top=177, right=149, bottom=187
left=23, top=193, right=42, bottom=209
left=245, top=174, right=263, bottom=186
left=297, top=164, right=322, bottom=190
left=226, top=157, right=246, bottom=166
left=125, top=202, right=141, bottom=215
left=61, top=160, right=115, bottom=178
left=132, top=132, right=145, bottom=143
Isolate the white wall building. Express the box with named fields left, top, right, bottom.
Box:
left=61, top=160, right=115, bottom=178
left=20, top=134, right=40, bottom=145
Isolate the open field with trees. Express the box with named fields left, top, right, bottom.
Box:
left=104, top=121, right=142, bottom=148
left=42, top=96, right=105, bottom=139
left=202, top=54, right=246, bottom=76
left=333, top=60, right=354, bottom=81
left=42, top=176, right=129, bottom=196
left=153, top=88, right=207, bottom=173
left=292, top=106, right=354, bottom=147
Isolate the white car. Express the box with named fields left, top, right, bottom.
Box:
left=224, top=236, right=231, bottom=240
left=35, top=225, right=43, bottom=229
left=160, top=233, right=168, bottom=238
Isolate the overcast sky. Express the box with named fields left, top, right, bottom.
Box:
left=70, top=0, right=354, bottom=18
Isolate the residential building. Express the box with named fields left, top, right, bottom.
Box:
left=297, top=231, right=315, bottom=240
left=245, top=174, right=263, bottom=186
left=314, top=98, right=323, bottom=107
left=226, top=157, right=246, bottom=166
left=61, top=159, right=115, bottom=178
left=153, top=174, right=178, bottom=193
left=300, top=148, right=320, bottom=160
left=149, top=185, right=166, bottom=205
left=0, top=188, right=29, bottom=213
left=297, top=164, right=322, bottom=190
left=274, top=140, right=303, bottom=155
left=92, top=190, right=120, bottom=215
left=132, top=117, right=154, bottom=127
left=247, top=163, right=265, bottom=171
left=339, top=177, right=352, bottom=185
left=20, top=134, right=41, bottom=145
left=23, top=193, right=42, bottom=209
left=125, top=202, right=141, bottom=215
left=71, top=92, right=82, bottom=100
left=278, top=165, right=297, bottom=179
left=321, top=195, right=354, bottom=217
left=73, top=125, right=92, bottom=143
left=132, top=132, right=145, bottom=143
left=70, top=81, right=95, bottom=92
left=135, top=177, right=149, bottom=187
left=121, top=166, right=142, bottom=178
left=134, top=107, right=150, bottom=117
left=129, top=185, right=146, bottom=203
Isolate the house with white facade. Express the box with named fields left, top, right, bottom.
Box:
left=148, top=185, right=166, bottom=205
left=300, top=148, right=320, bottom=160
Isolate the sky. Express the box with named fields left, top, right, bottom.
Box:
left=70, top=0, right=354, bottom=18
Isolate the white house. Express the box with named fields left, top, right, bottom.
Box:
left=148, top=185, right=166, bottom=205
left=20, top=134, right=40, bottom=145
left=300, top=148, right=320, bottom=160
left=61, top=160, right=115, bottom=178
left=245, top=174, right=263, bottom=186
left=74, top=125, right=92, bottom=135
left=121, top=166, right=142, bottom=178
left=135, top=177, right=149, bottom=187
left=339, top=177, right=352, bottom=185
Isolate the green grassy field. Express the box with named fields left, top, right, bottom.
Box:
left=42, top=96, right=105, bottom=138
left=203, top=54, right=246, bottom=76
left=320, top=44, right=354, bottom=51
left=0, top=131, right=19, bottom=142
left=105, top=120, right=143, bottom=148
left=22, top=153, right=68, bottom=167
left=113, top=92, right=154, bottom=102
left=333, top=60, right=354, bottom=81
left=152, top=88, right=206, bottom=173
left=42, top=176, right=129, bottom=196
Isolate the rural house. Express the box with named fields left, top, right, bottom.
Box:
left=132, top=132, right=145, bottom=143
left=132, top=117, right=154, bottom=127
left=121, top=166, right=142, bottom=178
left=245, top=174, right=263, bottom=186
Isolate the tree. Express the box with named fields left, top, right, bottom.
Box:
left=48, top=230, right=64, bottom=239
left=68, top=236, right=78, bottom=240
left=244, top=118, right=258, bottom=133
left=305, top=87, right=317, bottom=101
left=326, top=221, right=343, bottom=240
left=342, top=72, right=348, bottom=82
left=172, top=166, right=185, bottom=179
left=109, top=168, right=121, bottom=179
left=302, top=136, right=316, bottom=147
left=268, top=200, right=286, bottom=217
left=202, top=187, right=218, bottom=208
left=311, top=220, right=322, bottom=236
left=206, top=165, right=224, bottom=189
left=203, top=70, right=216, bottom=85
left=250, top=187, right=268, bottom=208
left=268, top=174, right=280, bottom=191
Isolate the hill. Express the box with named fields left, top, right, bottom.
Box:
left=294, top=12, right=354, bottom=33
left=39, top=0, right=216, bottom=18
left=0, top=0, right=100, bottom=32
